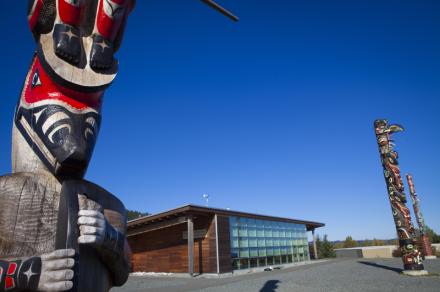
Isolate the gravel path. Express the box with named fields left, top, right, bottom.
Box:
left=112, top=258, right=440, bottom=292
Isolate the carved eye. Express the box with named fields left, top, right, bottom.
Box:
left=31, top=69, right=42, bottom=88
left=42, top=111, right=71, bottom=144
left=48, top=124, right=72, bottom=145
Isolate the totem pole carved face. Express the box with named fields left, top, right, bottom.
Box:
left=374, top=119, right=404, bottom=154
left=14, top=57, right=102, bottom=179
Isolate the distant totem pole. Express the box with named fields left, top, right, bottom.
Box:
left=0, top=1, right=135, bottom=291
left=374, top=119, right=427, bottom=276
left=406, top=174, right=436, bottom=259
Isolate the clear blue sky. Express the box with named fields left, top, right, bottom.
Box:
left=0, top=0, right=439, bottom=241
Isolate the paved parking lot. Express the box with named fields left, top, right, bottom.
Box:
left=112, top=258, right=440, bottom=292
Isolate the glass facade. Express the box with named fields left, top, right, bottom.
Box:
left=229, top=216, right=309, bottom=270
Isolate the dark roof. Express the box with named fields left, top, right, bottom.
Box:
left=128, top=204, right=325, bottom=231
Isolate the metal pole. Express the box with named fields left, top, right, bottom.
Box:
left=374, top=119, right=427, bottom=276
left=200, top=0, right=239, bottom=22
left=187, top=215, right=194, bottom=276
left=406, top=174, right=436, bottom=259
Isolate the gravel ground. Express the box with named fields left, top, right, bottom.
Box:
left=112, top=258, right=440, bottom=292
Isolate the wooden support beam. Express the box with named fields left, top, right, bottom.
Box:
left=127, top=216, right=187, bottom=237
left=214, top=214, right=220, bottom=274
left=187, top=215, right=194, bottom=276
left=312, top=229, right=318, bottom=259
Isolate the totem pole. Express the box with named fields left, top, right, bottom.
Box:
left=0, top=0, right=136, bottom=291
left=406, top=174, right=436, bottom=259
left=0, top=1, right=237, bottom=291
left=374, top=119, right=427, bottom=276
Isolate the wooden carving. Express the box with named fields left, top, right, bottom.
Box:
left=0, top=0, right=135, bottom=291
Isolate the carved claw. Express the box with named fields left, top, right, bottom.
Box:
left=90, top=34, right=115, bottom=71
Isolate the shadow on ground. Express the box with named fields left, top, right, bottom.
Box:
left=259, top=280, right=280, bottom=292
left=358, top=261, right=403, bottom=273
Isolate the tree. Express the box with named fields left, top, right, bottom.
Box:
left=343, top=236, right=358, bottom=248
left=314, top=234, right=336, bottom=258
left=425, top=226, right=440, bottom=244
left=372, top=238, right=386, bottom=246
left=321, top=235, right=336, bottom=258
left=127, top=209, right=150, bottom=221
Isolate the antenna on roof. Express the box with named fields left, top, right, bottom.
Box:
left=202, top=193, right=210, bottom=207
left=200, top=0, right=239, bottom=22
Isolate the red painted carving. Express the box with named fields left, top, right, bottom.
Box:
left=96, top=0, right=134, bottom=41
left=58, top=0, right=83, bottom=26
left=22, top=57, right=103, bottom=111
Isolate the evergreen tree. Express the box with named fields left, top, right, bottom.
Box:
left=127, top=209, right=150, bottom=221
left=425, top=226, right=440, bottom=244
left=322, top=235, right=336, bottom=258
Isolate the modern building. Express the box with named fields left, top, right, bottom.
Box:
left=127, top=205, right=325, bottom=275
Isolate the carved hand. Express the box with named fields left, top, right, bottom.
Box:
left=78, top=210, right=107, bottom=245
left=78, top=209, right=123, bottom=251
left=38, top=249, right=75, bottom=292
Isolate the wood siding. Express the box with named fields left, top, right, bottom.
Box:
left=129, top=215, right=219, bottom=273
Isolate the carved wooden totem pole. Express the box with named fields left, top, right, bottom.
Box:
left=0, top=1, right=237, bottom=291
left=374, top=119, right=428, bottom=276
left=0, top=0, right=135, bottom=291
left=406, top=174, right=436, bottom=259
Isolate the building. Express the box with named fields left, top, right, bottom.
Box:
left=127, top=205, right=324, bottom=275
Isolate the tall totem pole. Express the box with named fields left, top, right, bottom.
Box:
left=0, top=1, right=237, bottom=291
left=374, top=119, right=427, bottom=276
left=406, top=174, right=436, bottom=259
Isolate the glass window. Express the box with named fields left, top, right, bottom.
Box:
left=248, top=228, right=257, bottom=237
left=250, top=258, right=258, bottom=268
left=267, top=256, right=274, bottom=265
left=247, top=218, right=256, bottom=227
left=265, top=229, right=273, bottom=237
left=249, top=238, right=257, bottom=248
left=231, top=238, right=239, bottom=248
left=239, top=228, right=248, bottom=237
left=266, top=247, right=274, bottom=256
left=229, top=216, right=308, bottom=270
left=239, top=248, right=249, bottom=258
left=233, top=259, right=240, bottom=270
left=239, top=238, right=248, bottom=247
left=266, top=238, right=273, bottom=246
left=239, top=259, right=249, bottom=269
left=250, top=248, right=258, bottom=257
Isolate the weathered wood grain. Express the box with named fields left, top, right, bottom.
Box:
left=0, top=172, right=61, bottom=260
